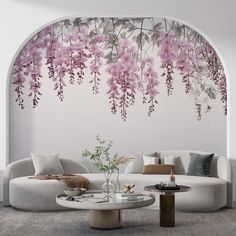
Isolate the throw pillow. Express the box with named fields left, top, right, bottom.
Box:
left=143, top=152, right=161, bottom=166
left=143, top=164, right=176, bottom=174
left=125, top=154, right=144, bottom=174
left=163, top=155, right=178, bottom=165
left=31, top=153, right=64, bottom=176
left=187, top=153, right=214, bottom=176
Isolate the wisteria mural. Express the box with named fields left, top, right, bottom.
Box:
left=11, top=17, right=227, bottom=121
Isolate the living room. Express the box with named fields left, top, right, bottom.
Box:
left=0, top=0, right=236, bottom=235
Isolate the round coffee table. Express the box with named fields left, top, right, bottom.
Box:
left=56, top=191, right=155, bottom=229
left=144, top=185, right=191, bottom=227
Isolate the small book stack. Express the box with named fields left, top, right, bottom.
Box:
left=116, top=193, right=144, bottom=201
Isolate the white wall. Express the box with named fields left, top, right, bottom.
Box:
left=1, top=0, right=236, bottom=200
left=9, top=17, right=227, bottom=166
left=9, top=54, right=227, bottom=165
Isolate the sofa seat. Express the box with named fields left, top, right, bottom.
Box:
left=9, top=174, right=227, bottom=211
left=10, top=176, right=67, bottom=211
left=82, top=173, right=227, bottom=211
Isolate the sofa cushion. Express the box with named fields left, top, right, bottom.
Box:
left=10, top=176, right=66, bottom=210
left=163, top=155, right=178, bottom=165
left=143, top=164, right=176, bottom=174
left=80, top=173, right=227, bottom=211
left=125, top=153, right=162, bottom=174
left=31, top=153, right=64, bottom=176
left=143, top=152, right=161, bottom=165
left=187, top=153, right=214, bottom=176
left=125, top=154, right=144, bottom=174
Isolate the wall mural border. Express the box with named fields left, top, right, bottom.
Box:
left=11, top=17, right=227, bottom=121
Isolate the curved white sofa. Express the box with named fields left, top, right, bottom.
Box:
left=82, top=150, right=232, bottom=212
left=3, top=151, right=232, bottom=211
left=3, top=158, right=89, bottom=210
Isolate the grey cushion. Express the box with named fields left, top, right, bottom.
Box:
left=187, top=153, right=214, bottom=176
left=31, top=153, right=64, bottom=176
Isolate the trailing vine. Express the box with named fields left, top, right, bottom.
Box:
left=12, top=17, right=227, bottom=120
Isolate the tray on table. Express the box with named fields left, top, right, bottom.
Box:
left=155, top=184, right=180, bottom=190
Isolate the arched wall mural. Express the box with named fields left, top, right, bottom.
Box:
left=9, top=17, right=227, bottom=169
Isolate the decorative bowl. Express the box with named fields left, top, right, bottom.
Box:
left=64, top=188, right=87, bottom=197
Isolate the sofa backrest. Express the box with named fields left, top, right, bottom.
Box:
left=80, top=157, right=130, bottom=173
left=5, top=158, right=89, bottom=179
left=159, top=150, right=219, bottom=176
left=60, top=159, right=89, bottom=174
left=124, top=150, right=228, bottom=179
left=146, top=150, right=232, bottom=208
left=3, top=158, right=90, bottom=206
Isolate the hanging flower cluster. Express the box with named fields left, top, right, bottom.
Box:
left=200, top=43, right=227, bottom=115
left=89, top=34, right=106, bottom=94
left=107, top=39, right=139, bottom=120
left=141, top=57, right=159, bottom=116
left=175, top=41, right=197, bottom=93
left=158, top=32, right=177, bottom=96
left=52, top=26, right=91, bottom=100
left=12, top=33, right=46, bottom=108
left=11, top=17, right=227, bottom=121
left=45, top=26, right=57, bottom=80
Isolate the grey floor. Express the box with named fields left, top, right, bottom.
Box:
left=1, top=206, right=236, bottom=236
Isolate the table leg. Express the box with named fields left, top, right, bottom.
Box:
left=89, top=209, right=121, bottom=229
left=159, top=193, right=175, bottom=227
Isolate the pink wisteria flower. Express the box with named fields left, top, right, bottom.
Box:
left=141, top=57, right=159, bottom=116
left=13, top=36, right=44, bottom=108
left=11, top=18, right=227, bottom=121
left=49, top=24, right=91, bottom=100
left=175, top=41, right=197, bottom=93
left=63, top=26, right=90, bottom=85
left=89, top=34, right=106, bottom=94
left=12, top=54, right=27, bottom=109
left=107, top=39, right=139, bottom=120
left=175, top=42, right=195, bottom=75
left=53, top=47, right=68, bottom=100
left=158, top=32, right=177, bottom=95
left=90, top=63, right=100, bottom=73
left=45, top=27, right=58, bottom=80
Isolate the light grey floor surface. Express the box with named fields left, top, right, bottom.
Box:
left=0, top=206, right=236, bottom=236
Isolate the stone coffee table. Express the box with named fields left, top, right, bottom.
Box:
left=144, top=185, right=191, bottom=227
left=56, top=191, right=155, bottom=229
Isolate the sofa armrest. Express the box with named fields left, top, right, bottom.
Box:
left=3, top=159, right=34, bottom=206
left=217, top=156, right=232, bottom=182
left=217, top=156, right=232, bottom=208
left=3, top=158, right=90, bottom=206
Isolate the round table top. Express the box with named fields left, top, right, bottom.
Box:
left=56, top=191, right=155, bottom=210
left=144, top=185, right=191, bottom=193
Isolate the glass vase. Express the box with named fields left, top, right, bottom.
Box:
left=114, top=171, right=121, bottom=193
left=102, top=176, right=115, bottom=200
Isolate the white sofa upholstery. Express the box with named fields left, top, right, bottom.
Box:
left=159, top=150, right=232, bottom=210
left=3, top=151, right=232, bottom=211
left=81, top=173, right=227, bottom=211
left=3, top=158, right=89, bottom=210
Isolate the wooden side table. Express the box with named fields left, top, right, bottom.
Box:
left=144, top=185, right=191, bottom=227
